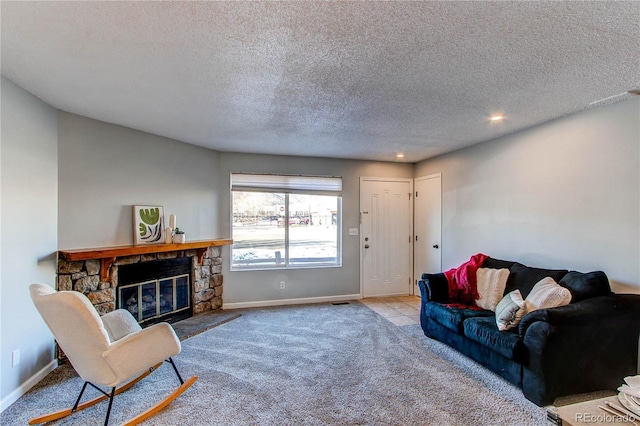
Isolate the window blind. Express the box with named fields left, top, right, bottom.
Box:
left=231, top=173, right=342, bottom=195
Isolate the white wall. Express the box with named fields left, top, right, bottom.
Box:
left=56, top=115, right=415, bottom=305
left=58, top=112, right=222, bottom=249
left=0, top=77, right=58, bottom=410
left=219, top=153, right=414, bottom=306
left=56, top=114, right=415, bottom=306
left=415, top=98, right=640, bottom=292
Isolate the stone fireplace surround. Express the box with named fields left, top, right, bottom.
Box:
left=56, top=240, right=232, bottom=319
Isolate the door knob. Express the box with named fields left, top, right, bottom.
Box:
left=364, top=244, right=370, bottom=249
left=433, top=244, right=439, bottom=249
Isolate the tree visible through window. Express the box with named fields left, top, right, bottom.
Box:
left=231, top=174, right=342, bottom=269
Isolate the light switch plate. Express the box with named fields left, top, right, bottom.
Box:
left=348, top=228, right=358, bottom=236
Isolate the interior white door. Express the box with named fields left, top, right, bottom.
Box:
left=414, top=174, right=442, bottom=289
left=360, top=178, right=412, bottom=297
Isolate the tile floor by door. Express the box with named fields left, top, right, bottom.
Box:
left=359, top=295, right=421, bottom=326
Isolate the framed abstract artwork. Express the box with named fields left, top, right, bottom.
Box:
left=133, top=205, right=165, bottom=244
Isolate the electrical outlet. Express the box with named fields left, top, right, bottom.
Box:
left=280, top=281, right=285, bottom=289
left=12, top=349, right=20, bottom=367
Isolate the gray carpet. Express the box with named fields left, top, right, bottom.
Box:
left=1, top=302, right=550, bottom=425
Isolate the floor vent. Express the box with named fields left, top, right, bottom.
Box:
left=332, top=302, right=350, bottom=305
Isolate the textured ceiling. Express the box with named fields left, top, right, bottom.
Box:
left=1, top=1, right=639, bottom=163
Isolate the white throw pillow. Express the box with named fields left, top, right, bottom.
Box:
left=524, top=277, right=572, bottom=313
left=495, top=289, right=527, bottom=331
left=476, top=268, right=510, bottom=311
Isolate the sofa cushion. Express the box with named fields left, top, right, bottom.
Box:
left=424, top=302, right=493, bottom=333
left=482, top=257, right=516, bottom=270
left=559, top=271, right=612, bottom=303
left=504, top=263, right=568, bottom=298
left=463, top=316, right=526, bottom=361
left=476, top=268, right=510, bottom=311
left=495, top=289, right=527, bottom=331
left=524, top=277, right=572, bottom=312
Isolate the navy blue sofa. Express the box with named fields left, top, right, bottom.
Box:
left=418, top=257, right=640, bottom=406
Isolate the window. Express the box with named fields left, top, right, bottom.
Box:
left=231, top=173, right=342, bottom=270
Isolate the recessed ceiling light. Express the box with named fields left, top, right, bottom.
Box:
left=489, top=115, right=504, bottom=122
left=396, top=153, right=405, bottom=159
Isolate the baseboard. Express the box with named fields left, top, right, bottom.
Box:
left=223, top=294, right=362, bottom=310
left=0, top=359, right=58, bottom=413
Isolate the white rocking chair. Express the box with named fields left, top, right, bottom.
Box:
left=29, top=283, right=197, bottom=425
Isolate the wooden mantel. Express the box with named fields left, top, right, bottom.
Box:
left=59, top=239, right=233, bottom=281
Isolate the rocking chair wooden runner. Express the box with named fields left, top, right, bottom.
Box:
left=29, top=283, right=197, bottom=425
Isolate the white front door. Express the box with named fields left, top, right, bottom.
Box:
left=414, top=174, right=442, bottom=289
left=360, top=178, right=412, bottom=297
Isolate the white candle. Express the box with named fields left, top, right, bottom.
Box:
left=169, top=214, right=176, bottom=229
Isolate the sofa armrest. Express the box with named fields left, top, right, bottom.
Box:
left=418, top=273, right=449, bottom=303
left=520, top=294, right=640, bottom=404
left=519, top=294, right=640, bottom=336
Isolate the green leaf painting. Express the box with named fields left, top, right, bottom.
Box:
left=133, top=205, right=165, bottom=244
left=139, top=207, right=160, bottom=225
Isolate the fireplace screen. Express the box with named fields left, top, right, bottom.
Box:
left=119, top=274, right=190, bottom=323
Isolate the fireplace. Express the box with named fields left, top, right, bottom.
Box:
left=57, top=240, right=231, bottom=320
left=54, top=240, right=231, bottom=362
left=117, top=257, right=192, bottom=325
